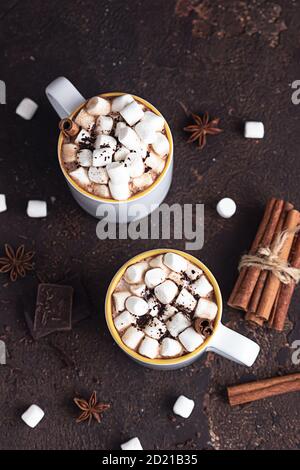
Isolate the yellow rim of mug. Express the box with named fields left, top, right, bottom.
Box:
left=105, top=249, right=223, bottom=366
left=57, top=92, right=173, bottom=204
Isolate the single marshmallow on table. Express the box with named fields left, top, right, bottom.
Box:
left=0, top=194, right=7, bottom=213
left=61, top=143, right=78, bottom=163
left=93, top=184, right=111, bottom=198
left=144, top=268, right=166, bottom=288
left=112, top=94, right=134, bottom=113
left=135, top=121, right=156, bottom=144
left=114, top=146, right=130, bottom=162
left=75, top=129, right=91, bottom=145
left=124, top=261, right=148, bottom=284
left=145, top=152, right=165, bottom=174
left=132, top=172, right=154, bottom=192
left=144, top=317, right=166, bottom=340
left=190, top=275, right=213, bottom=297
left=175, top=288, right=197, bottom=311
left=106, top=162, right=130, bottom=183
left=77, top=149, right=92, bottom=167
left=122, top=326, right=145, bottom=350
left=21, top=404, right=45, bottom=428
left=113, top=290, right=131, bottom=312
left=142, top=111, right=165, bottom=132
left=160, top=337, right=183, bottom=358
left=163, top=253, right=187, bottom=273
left=121, top=437, right=143, bottom=451
left=152, top=132, right=169, bottom=156
left=173, top=395, right=195, bottom=419
left=96, top=115, right=113, bottom=134
left=216, top=198, right=236, bottom=219
left=88, top=166, right=109, bottom=184
left=95, top=134, right=117, bottom=151
left=70, top=167, right=91, bottom=187
left=138, top=336, right=159, bottom=359
left=27, top=200, right=47, bottom=218
left=114, top=310, right=136, bottom=332
left=120, top=100, right=144, bottom=126
left=16, top=98, right=38, bottom=120
left=244, top=121, right=264, bottom=139
left=115, top=122, right=127, bottom=138
left=160, top=304, right=178, bottom=321
left=179, top=326, right=204, bottom=352
left=186, top=262, right=203, bottom=281
left=118, top=126, right=141, bottom=150
left=154, top=280, right=178, bottom=304
left=75, top=108, right=95, bottom=131
left=166, top=312, right=191, bottom=337
left=130, top=283, right=146, bottom=297
left=86, top=96, right=111, bottom=116
left=125, top=296, right=149, bottom=316
left=93, top=147, right=114, bottom=167
left=124, top=153, right=145, bottom=178
left=194, top=298, right=218, bottom=320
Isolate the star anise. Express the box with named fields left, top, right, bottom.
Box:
left=0, top=244, right=35, bottom=282
left=184, top=112, right=223, bottom=149
left=74, top=391, right=110, bottom=424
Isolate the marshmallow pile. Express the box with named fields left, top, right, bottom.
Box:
left=61, top=94, right=169, bottom=201
left=112, top=252, right=218, bottom=359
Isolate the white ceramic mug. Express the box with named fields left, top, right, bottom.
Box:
left=105, top=249, right=260, bottom=370
left=45, top=77, right=174, bottom=223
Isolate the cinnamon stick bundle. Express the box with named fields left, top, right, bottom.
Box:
left=227, top=373, right=300, bottom=406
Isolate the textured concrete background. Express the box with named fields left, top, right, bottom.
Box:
left=0, top=0, right=300, bottom=450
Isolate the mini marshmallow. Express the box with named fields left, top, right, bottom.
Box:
left=121, top=437, right=143, bottom=451
left=118, top=126, right=141, bottom=150
left=0, top=194, right=7, bottom=213
left=135, top=121, right=156, bottom=144
left=88, top=166, right=109, bottom=184
left=130, top=283, right=146, bottom=297
left=166, top=312, right=191, bottom=337
left=115, top=121, right=127, bottom=138
left=96, top=115, right=113, bottom=134
left=122, top=326, right=145, bottom=350
left=86, top=96, right=111, bottom=116
left=112, top=94, right=134, bottom=112
left=152, top=132, right=169, bottom=156
left=75, top=128, right=91, bottom=145
left=178, top=327, right=204, bottom=352
left=149, top=255, right=165, bottom=269
left=144, top=317, right=166, bottom=340
left=125, top=296, right=149, bottom=316
left=168, top=271, right=188, bottom=287
left=21, top=404, right=45, bottom=428
left=95, top=134, right=117, bottom=151
left=77, top=149, right=92, bottom=167
left=124, top=153, right=145, bottom=178
left=144, top=268, right=166, bottom=288
left=93, top=184, right=111, bottom=198
left=191, top=275, right=213, bottom=298
left=244, top=121, right=264, bottom=139
left=131, top=172, right=154, bottom=191
left=186, top=263, right=203, bottom=281
left=138, top=336, right=159, bottom=359
left=161, top=304, right=178, bottom=321
left=154, top=280, right=178, bottom=304
left=75, top=108, right=95, bottom=131
left=16, top=98, right=38, bottom=120
left=173, top=395, right=195, bottom=419
left=0, top=340, right=6, bottom=364
left=120, top=100, right=144, bottom=126
left=113, top=290, right=131, bottom=312
left=114, top=146, right=130, bottom=162
left=106, top=162, right=130, bottom=183
left=175, top=288, right=196, bottom=311
left=70, top=167, right=91, bottom=187
left=62, top=143, right=78, bottom=163
left=145, top=152, right=165, bottom=174
left=93, top=147, right=114, bottom=167
left=216, top=198, right=236, bottom=219
left=194, top=298, right=218, bottom=320
left=160, top=337, right=183, bottom=358
left=164, top=253, right=188, bottom=273
left=27, top=200, right=47, bottom=218
left=114, top=310, right=136, bottom=332
left=124, top=261, right=148, bottom=284
left=147, top=296, right=160, bottom=317
left=142, top=111, right=165, bottom=132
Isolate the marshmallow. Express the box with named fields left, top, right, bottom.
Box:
left=129, top=283, right=146, bottom=297
left=216, top=198, right=236, bottom=218
left=145, top=268, right=166, bottom=288
left=144, top=317, right=166, bottom=340
left=112, top=94, right=134, bottom=112
left=244, top=121, right=264, bottom=139
left=121, top=437, right=143, bottom=451
left=173, top=395, right=195, bottom=418
left=106, top=162, right=130, bottom=183
left=138, top=336, right=159, bottom=359
left=186, top=263, right=203, bottom=281
left=118, top=126, right=141, bottom=150
left=122, top=326, right=145, bottom=350
left=166, top=312, right=191, bottom=337
left=75, top=128, right=91, bottom=145
left=175, top=288, right=197, bottom=311
left=163, top=253, right=188, bottom=273
left=149, top=255, right=165, bottom=269
left=113, top=290, right=131, bottom=312
left=0, top=340, right=6, bottom=364
left=194, top=298, right=218, bottom=320
left=95, top=134, right=117, bottom=151
left=114, top=146, right=130, bottom=162
left=124, top=153, right=145, bottom=178
left=190, top=275, right=213, bottom=297
left=92, top=147, right=114, bottom=167
left=27, top=200, right=47, bottom=218
left=154, top=280, right=178, bottom=304
left=120, top=100, right=144, bottom=126
left=125, top=296, right=149, bottom=316
left=86, top=96, right=111, bottom=116
left=161, top=304, right=178, bottom=321
left=132, top=172, right=154, bottom=191
left=16, top=98, right=38, bottom=120
left=70, top=167, right=91, bottom=187
left=93, top=184, right=111, bottom=198
left=178, top=326, right=204, bottom=352
left=168, top=271, right=188, bottom=287
left=145, top=152, right=165, bottom=174
left=142, top=111, right=165, bottom=132
left=96, top=115, right=113, bottom=134
left=115, top=121, right=127, bottom=138
left=152, top=132, right=169, bottom=156
left=21, top=404, right=45, bottom=428
left=135, top=121, right=157, bottom=144
left=114, top=310, right=136, bottom=332
left=147, top=296, right=160, bottom=317
left=62, top=143, right=78, bottom=163
left=160, top=337, right=183, bottom=358
left=0, top=194, right=7, bottom=213
left=108, top=183, right=128, bottom=204
left=88, top=166, right=109, bottom=184
left=77, top=149, right=92, bottom=167
left=124, top=261, right=148, bottom=284
left=75, top=108, right=95, bottom=131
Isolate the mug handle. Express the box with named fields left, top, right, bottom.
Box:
left=207, top=322, right=260, bottom=367
left=45, top=77, right=86, bottom=118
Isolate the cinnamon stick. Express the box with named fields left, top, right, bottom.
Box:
left=228, top=373, right=300, bottom=406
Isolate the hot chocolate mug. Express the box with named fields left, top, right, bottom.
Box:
left=45, top=77, right=173, bottom=223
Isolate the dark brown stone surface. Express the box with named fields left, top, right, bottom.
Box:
left=0, top=0, right=300, bottom=450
